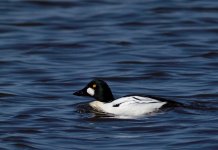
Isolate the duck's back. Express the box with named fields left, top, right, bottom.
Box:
left=102, top=96, right=167, bottom=116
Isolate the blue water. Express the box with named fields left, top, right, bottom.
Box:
left=1, top=0, right=218, bottom=149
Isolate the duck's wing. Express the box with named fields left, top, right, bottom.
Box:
left=111, top=96, right=163, bottom=107
left=144, top=95, right=183, bottom=107
left=118, top=95, right=183, bottom=107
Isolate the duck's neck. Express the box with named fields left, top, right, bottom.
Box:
left=95, top=91, right=114, bottom=103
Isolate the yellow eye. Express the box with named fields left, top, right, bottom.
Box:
left=93, top=84, right=96, bottom=88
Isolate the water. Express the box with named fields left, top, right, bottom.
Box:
left=0, top=0, right=218, bottom=149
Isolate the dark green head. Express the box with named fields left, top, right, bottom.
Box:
left=73, top=79, right=114, bottom=103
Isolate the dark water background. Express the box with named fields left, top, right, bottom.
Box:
left=1, top=0, right=218, bottom=149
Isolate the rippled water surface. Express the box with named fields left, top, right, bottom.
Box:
left=1, top=0, right=218, bottom=149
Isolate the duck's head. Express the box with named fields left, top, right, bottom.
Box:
left=73, top=79, right=114, bottom=103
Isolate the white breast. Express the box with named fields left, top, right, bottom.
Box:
left=89, top=96, right=167, bottom=117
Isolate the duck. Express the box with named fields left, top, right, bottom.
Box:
left=73, top=79, right=182, bottom=117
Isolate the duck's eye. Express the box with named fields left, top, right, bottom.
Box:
left=92, top=84, right=96, bottom=88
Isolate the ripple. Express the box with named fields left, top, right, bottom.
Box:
left=15, top=127, right=42, bottom=134
left=151, top=6, right=180, bottom=14
left=18, top=108, right=55, bottom=115
left=35, top=117, right=64, bottom=123
left=12, top=143, right=37, bottom=150
left=25, top=0, right=80, bottom=8
left=192, top=93, right=218, bottom=98
left=146, top=71, right=171, bottom=78
left=98, top=76, right=148, bottom=82
left=13, top=114, right=32, bottom=119
left=13, top=68, right=48, bottom=75
left=199, top=52, right=218, bottom=58
left=107, top=41, right=133, bottom=46
left=0, top=92, right=16, bottom=97
left=118, top=21, right=147, bottom=27
left=116, top=60, right=145, bottom=64
left=2, top=136, right=37, bottom=150
left=117, top=126, right=172, bottom=133
left=12, top=22, right=45, bottom=27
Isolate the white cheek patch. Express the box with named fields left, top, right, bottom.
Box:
left=87, top=88, right=95, bottom=96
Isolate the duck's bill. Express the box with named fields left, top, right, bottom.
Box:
left=73, top=88, right=88, bottom=96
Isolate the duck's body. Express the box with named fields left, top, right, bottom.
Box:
left=89, top=96, right=167, bottom=116
left=74, top=79, right=182, bottom=117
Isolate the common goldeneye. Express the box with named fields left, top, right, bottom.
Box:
left=73, top=79, right=182, bottom=117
